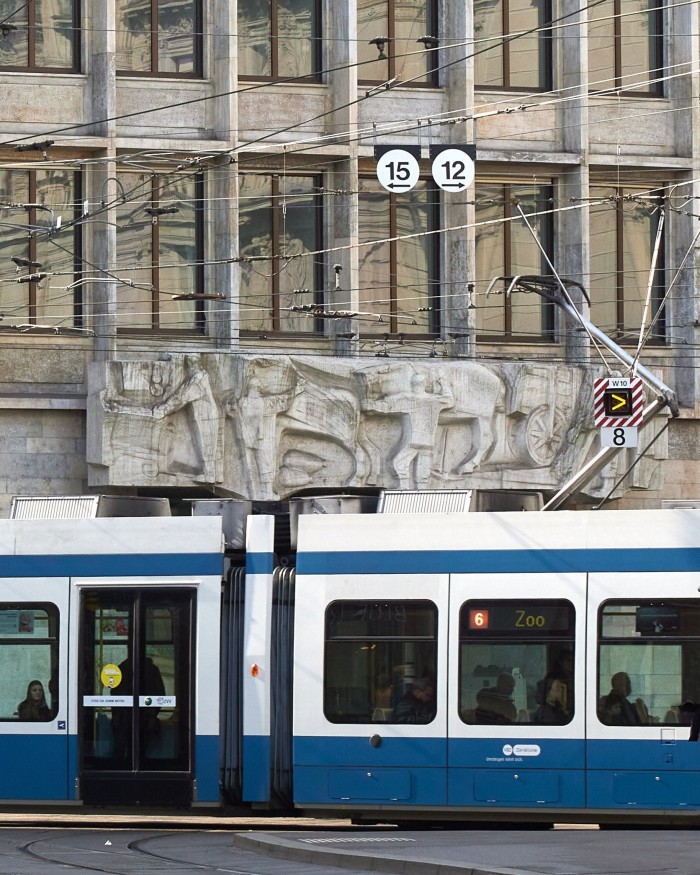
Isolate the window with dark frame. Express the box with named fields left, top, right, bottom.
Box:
left=324, top=600, right=438, bottom=725
left=474, top=0, right=552, bottom=90
left=0, top=167, right=82, bottom=328
left=0, top=604, right=59, bottom=721
left=238, top=0, right=321, bottom=80
left=459, top=600, right=575, bottom=726
left=0, top=0, right=79, bottom=72
left=588, top=0, right=663, bottom=95
left=358, top=0, right=439, bottom=87
left=358, top=176, right=440, bottom=336
left=116, top=170, right=205, bottom=333
left=238, top=173, right=322, bottom=335
left=475, top=181, right=555, bottom=341
left=589, top=184, right=666, bottom=342
left=598, top=601, right=700, bottom=726
left=116, top=0, right=202, bottom=76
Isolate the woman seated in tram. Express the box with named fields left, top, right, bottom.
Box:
left=17, top=680, right=52, bottom=721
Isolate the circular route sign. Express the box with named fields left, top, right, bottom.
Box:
left=376, top=148, right=420, bottom=193
left=431, top=147, right=475, bottom=192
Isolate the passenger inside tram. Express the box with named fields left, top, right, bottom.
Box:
left=598, top=672, right=649, bottom=725
left=473, top=673, right=517, bottom=724
left=16, top=679, right=52, bottom=722
left=533, top=676, right=570, bottom=725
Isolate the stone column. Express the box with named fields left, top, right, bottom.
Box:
left=441, top=0, right=474, bottom=358
left=328, top=0, right=360, bottom=356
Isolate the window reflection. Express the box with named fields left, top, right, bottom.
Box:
left=588, top=0, right=662, bottom=94
left=324, top=600, right=438, bottom=724
left=0, top=168, right=80, bottom=326
left=238, top=0, right=319, bottom=79
left=459, top=601, right=575, bottom=726
left=589, top=185, right=666, bottom=339
left=238, top=174, right=321, bottom=333
left=474, top=0, right=551, bottom=90
left=0, top=605, right=59, bottom=721
left=358, top=0, right=437, bottom=85
left=0, top=0, right=76, bottom=70
left=475, top=182, right=554, bottom=339
left=116, top=0, right=200, bottom=75
left=598, top=602, right=700, bottom=726
left=358, top=177, right=438, bottom=335
left=116, top=171, right=204, bottom=331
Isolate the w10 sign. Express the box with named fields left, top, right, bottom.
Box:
left=594, top=377, right=644, bottom=428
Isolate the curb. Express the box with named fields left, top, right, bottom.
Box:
left=233, top=831, right=534, bottom=875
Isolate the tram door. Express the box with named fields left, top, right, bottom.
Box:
left=78, top=588, right=195, bottom=806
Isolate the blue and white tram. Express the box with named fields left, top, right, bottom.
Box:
left=2, top=503, right=700, bottom=823
left=269, top=507, right=700, bottom=823
left=0, top=515, right=223, bottom=807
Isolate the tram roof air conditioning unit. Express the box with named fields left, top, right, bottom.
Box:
left=378, top=490, right=473, bottom=513
left=9, top=495, right=171, bottom=519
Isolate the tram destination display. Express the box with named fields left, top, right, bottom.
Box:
left=464, top=600, right=574, bottom=637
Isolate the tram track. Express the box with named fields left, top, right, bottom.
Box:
left=18, top=830, right=274, bottom=875
left=13, top=822, right=381, bottom=875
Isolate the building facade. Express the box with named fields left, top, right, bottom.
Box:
left=0, top=0, right=698, bottom=513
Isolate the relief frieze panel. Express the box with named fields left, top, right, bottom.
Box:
left=86, top=355, right=667, bottom=500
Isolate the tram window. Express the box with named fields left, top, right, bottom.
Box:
left=459, top=600, right=575, bottom=726
left=324, top=600, right=437, bottom=724
left=0, top=605, right=59, bottom=721
left=598, top=601, right=700, bottom=726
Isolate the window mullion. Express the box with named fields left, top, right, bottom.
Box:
left=387, top=0, right=396, bottom=83
left=503, top=187, right=513, bottom=336
left=613, top=0, right=622, bottom=88
left=271, top=0, right=279, bottom=80
left=615, top=193, right=625, bottom=335
left=502, top=0, right=511, bottom=87
left=389, top=193, right=398, bottom=334
left=28, top=172, right=38, bottom=323
left=151, top=177, right=160, bottom=330
left=151, top=0, right=159, bottom=73
left=271, top=176, right=281, bottom=331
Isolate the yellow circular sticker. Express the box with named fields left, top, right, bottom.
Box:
left=101, top=664, right=123, bottom=689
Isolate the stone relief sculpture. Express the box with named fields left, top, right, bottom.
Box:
left=226, top=365, right=302, bottom=499
left=88, top=353, right=666, bottom=501
left=99, top=355, right=223, bottom=484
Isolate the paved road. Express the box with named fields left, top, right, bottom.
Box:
left=0, top=819, right=698, bottom=875
left=237, top=825, right=700, bottom=875
left=0, top=826, right=379, bottom=875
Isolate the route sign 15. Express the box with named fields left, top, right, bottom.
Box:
left=374, top=145, right=421, bottom=193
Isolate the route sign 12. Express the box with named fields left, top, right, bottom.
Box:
left=429, top=144, right=477, bottom=192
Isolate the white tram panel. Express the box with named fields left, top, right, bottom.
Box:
left=11, top=517, right=224, bottom=739
left=294, top=512, right=449, bottom=740
left=448, top=573, right=586, bottom=742
left=586, top=571, right=700, bottom=743
left=294, top=572, right=449, bottom=739
left=0, top=577, right=69, bottom=736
